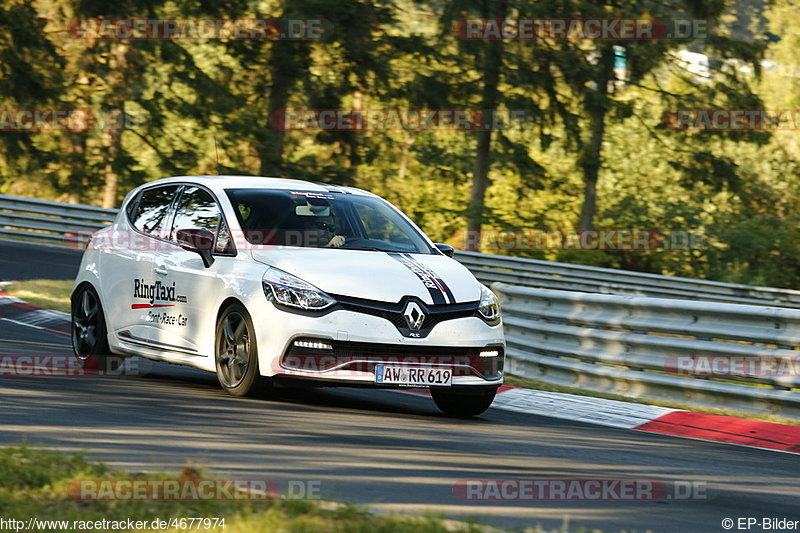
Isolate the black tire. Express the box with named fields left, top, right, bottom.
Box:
left=215, top=302, right=270, bottom=397
left=71, top=285, right=122, bottom=373
left=431, top=386, right=498, bottom=417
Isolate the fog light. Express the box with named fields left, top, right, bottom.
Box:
left=293, top=340, right=333, bottom=350
left=479, top=349, right=500, bottom=358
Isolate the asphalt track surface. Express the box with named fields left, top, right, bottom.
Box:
left=0, top=239, right=85, bottom=280
left=1, top=239, right=798, bottom=532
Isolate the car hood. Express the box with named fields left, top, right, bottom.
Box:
left=250, top=247, right=481, bottom=305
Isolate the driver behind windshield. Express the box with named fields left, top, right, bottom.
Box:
left=289, top=198, right=346, bottom=248
left=226, top=188, right=432, bottom=253
left=301, top=215, right=345, bottom=248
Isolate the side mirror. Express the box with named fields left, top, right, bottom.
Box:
left=176, top=228, right=215, bottom=268
left=434, top=243, right=455, bottom=258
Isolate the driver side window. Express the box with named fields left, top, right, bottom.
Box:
left=169, top=186, right=234, bottom=254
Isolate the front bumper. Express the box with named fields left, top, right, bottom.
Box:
left=276, top=338, right=504, bottom=386
left=253, top=303, right=505, bottom=386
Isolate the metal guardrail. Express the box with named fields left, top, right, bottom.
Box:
left=2, top=193, right=799, bottom=417
left=4, top=192, right=799, bottom=310
left=0, top=194, right=116, bottom=246
left=456, top=250, right=800, bottom=309
left=495, top=283, right=800, bottom=419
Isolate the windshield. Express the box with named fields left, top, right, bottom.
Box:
left=225, top=188, right=435, bottom=254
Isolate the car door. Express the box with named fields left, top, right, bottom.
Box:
left=150, top=185, right=234, bottom=355
left=101, top=184, right=180, bottom=346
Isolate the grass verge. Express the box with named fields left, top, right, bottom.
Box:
left=2, top=279, right=72, bottom=313
left=4, top=278, right=797, bottom=427
left=0, top=446, right=577, bottom=533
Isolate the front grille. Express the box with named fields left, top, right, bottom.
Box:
left=334, top=294, right=479, bottom=338
left=282, top=339, right=504, bottom=380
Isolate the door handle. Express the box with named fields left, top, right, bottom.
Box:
left=153, top=266, right=168, bottom=276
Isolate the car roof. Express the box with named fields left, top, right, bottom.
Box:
left=138, top=175, right=375, bottom=197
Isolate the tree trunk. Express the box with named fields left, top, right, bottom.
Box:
left=578, top=45, right=614, bottom=231
left=465, top=0, right=508, bottom=251
left=101, top=41, right=129, bottom=209
left=259, top=38, right=310, bottom=177
left=101, top=127, right=121, bottom=208
left=259, top=84, right=288, bottom=177
left=341, top=90, right=363, bottom=185
left=397, top=133, right=414, bottom=182
left=65, top=131, right=87, bottom=204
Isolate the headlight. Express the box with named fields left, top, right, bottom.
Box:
left=262, top=267, right=336, bottom=311
left=478, top=284, right=501, bottom=324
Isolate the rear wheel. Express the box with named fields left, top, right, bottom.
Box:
left=71, top=285, right=121, bottom=373
left=215, top=303, right=270, bottom=396
left=431, top=386, right=498, bottom=417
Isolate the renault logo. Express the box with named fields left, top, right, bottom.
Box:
left=403, top=301, right=426, bottom=331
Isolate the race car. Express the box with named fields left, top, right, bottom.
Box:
left=71, top=176, right=505, bottom=416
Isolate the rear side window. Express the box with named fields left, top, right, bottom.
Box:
left=130, top=186, right=179, bottom=237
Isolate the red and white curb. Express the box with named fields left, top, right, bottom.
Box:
left=0, top=289, right=71, bottom=336
left=490, top=387, right=800, bottom=454
left=4, top=288, right=800, bottom=454
left=407, top=386, right=800, bottom=454
left=492, top=387, right=676, bottom=429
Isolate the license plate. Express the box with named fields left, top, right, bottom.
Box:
left=375, top=365, right=452, bottom=387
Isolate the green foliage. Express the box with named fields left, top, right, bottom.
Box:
left=0, top=446, right=105, bottom=490
left=1, top=0, right=799, bottom=288
left=0, top=445, right=540, bottom=533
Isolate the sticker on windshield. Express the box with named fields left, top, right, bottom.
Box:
left=290, top=191, right=336, bottom=200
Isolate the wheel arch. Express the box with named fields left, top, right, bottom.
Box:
left=71, top=281, right=106, bottom=316
left=71, top=280, right=96, bottom=298
left=216, top=296, right=249, bottom=323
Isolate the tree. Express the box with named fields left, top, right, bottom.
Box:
left=0, top=0, right=64, bottom=193
left=543, top=0, right=765, bottom=230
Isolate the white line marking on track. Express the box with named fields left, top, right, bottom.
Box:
left=0, top=317, right=49, bottom=331
left=0, top=317, right=70, bottom=336
left=491, top=388, right=677, bottom=429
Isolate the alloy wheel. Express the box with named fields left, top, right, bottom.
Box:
left=72, top=289, right=99, bottom=358
left=217, top=311, right=251, bottom=388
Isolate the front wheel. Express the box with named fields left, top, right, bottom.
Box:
left=431, top=386, right=498, bottom=417
left=215, top=303, right=270, bottom=397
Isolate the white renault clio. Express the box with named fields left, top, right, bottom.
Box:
left=72, top=176, right=505, bottom=416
